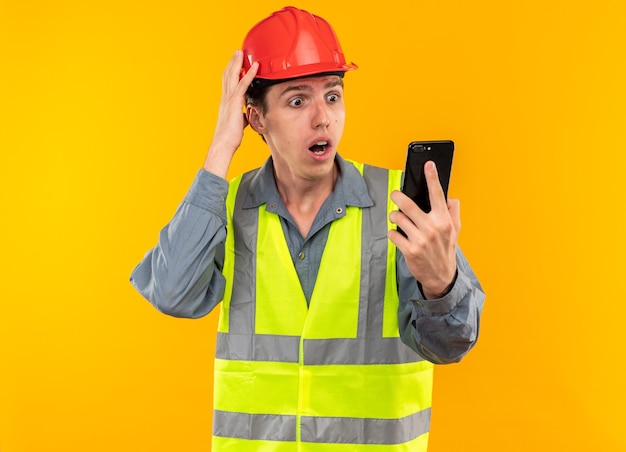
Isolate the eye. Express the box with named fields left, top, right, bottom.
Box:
left=288, top=97, right=304, bottom=107
left=327, top=93, right=340, bottom=103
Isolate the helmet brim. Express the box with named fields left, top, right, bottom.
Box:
left=250, top=70, right=355, bottom=89
left=242, top=61, right=358, bottom=84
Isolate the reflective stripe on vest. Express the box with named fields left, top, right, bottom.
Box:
left=214, top=161, right=434, bottom=451
left=213, top=408, right=431, bottom=444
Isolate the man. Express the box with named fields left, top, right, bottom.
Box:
left=131, top=6, right=485, bottom=451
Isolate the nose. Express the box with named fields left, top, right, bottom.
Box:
left=312, top=100, right=331, bottom=129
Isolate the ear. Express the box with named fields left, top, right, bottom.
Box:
left=246, top=105, right=266, bottom=134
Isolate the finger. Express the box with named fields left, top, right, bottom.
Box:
left=390, top=190, right=428, bottom=225
left=424, top=161, right=447, bottom=213
left=387, top=211, right=412, bottom=245
left=447, top=198, right=461, bottom=233
left=388, top=209, right=411, bottom=233
left=239, top=60, right=259, bottom=92
left=387, top=227, right=407, bottom=247
left=389, top=191, right=431, bottom=240
left=222, top=51, right=242, bottom=91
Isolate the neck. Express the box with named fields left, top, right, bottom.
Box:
left=274, top=163, right=338, bottom=238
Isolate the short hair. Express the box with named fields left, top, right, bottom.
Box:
left=245, top=83, right=270, bottom=115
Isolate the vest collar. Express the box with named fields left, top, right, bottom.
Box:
left=242, top=153, right=374, bottom=210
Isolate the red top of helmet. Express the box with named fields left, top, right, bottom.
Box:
left=241, top=6, right=358, bottom=81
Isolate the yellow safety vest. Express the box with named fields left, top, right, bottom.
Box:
left=213, top=161, right=434, bottom=451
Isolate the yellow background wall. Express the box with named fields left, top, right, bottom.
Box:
left=1, top=0, right=625, bottom=450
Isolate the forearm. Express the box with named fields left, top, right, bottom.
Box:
left=130, top=170, right=230, bottom=318
left=397, top=247, right=485, bottom=364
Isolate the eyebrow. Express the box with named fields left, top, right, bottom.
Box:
left=278, top=78, right=344, bottom=98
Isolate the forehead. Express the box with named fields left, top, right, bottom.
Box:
left=268, top=74, right=344, bottom=97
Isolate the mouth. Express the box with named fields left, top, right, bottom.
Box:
left=308, top=140, right=329, bottom=155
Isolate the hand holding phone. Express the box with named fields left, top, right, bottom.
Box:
left=392, top=140, right=459, bottom=297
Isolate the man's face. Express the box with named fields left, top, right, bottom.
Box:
left=249, top=74, right=346, bottom=184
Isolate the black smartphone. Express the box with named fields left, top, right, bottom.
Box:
left=401, top=140, right=455, bottom=213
